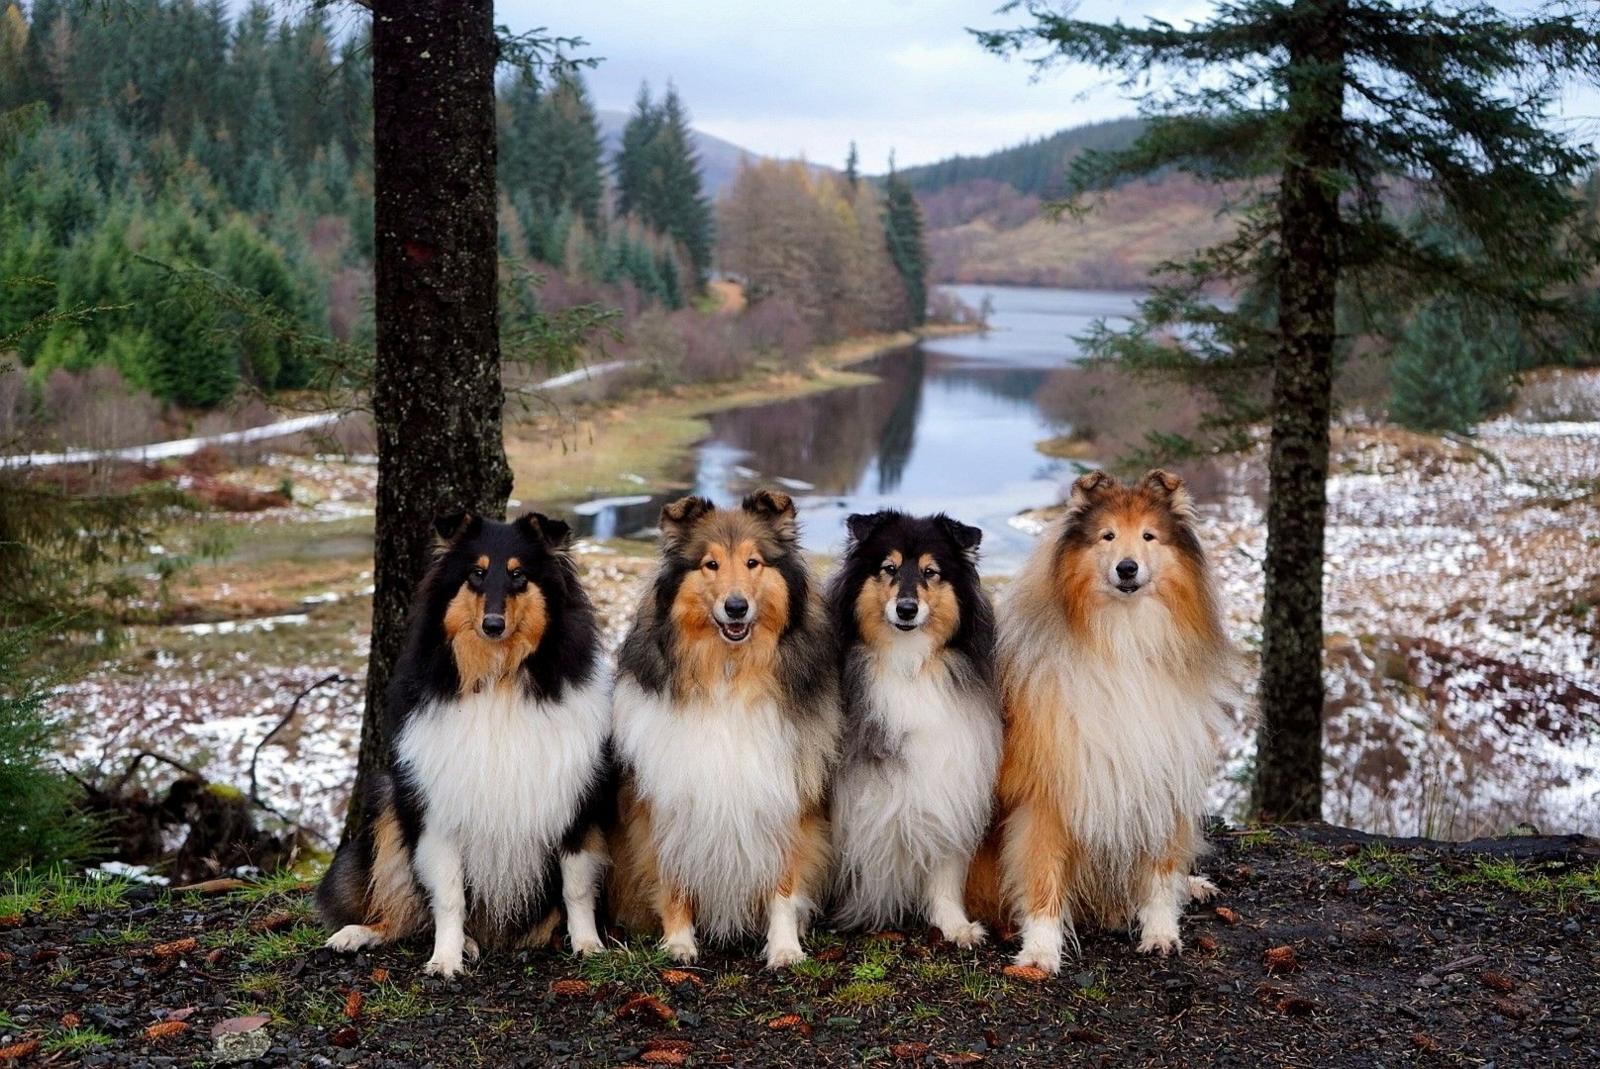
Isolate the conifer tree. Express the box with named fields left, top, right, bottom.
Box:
left=882, top=156, right=928, bottom=326
left=980, top=0, right=1600, bottom=819
left=845, top=140, right=860, bottom=193
left=614, top=82, right=714, bottom=288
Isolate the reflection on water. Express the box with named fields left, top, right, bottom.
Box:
left=568, top=285, right=1145, bottom=572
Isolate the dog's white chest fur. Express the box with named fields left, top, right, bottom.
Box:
left=1051, top=607, right=1227, bottom=860
left=612, top=677, right=802, bottom=939
left=395, top=676, right=608, bottom=922
left=831, top=639, right=1000, bottom=926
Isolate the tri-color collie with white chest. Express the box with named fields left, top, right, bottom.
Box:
left=826, top=510, right=1000, bottom=945
left=317, top=512, right=611, bottom=976
left=986, top=470, right=1241, bottom=973
left=608, top=490, right=839, bottom=969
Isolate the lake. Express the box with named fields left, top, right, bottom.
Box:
left=570, top=284, right=1146, bottom=571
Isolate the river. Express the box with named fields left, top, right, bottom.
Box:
left=570, top=284, right=1146, bottom=571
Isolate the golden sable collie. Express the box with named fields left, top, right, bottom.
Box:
left=608, top=490, right=839, bottom=968
left=984, top=470, right=1241, bottom=972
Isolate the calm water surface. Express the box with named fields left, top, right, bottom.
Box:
left=571, top=285, right=1146, bottom=572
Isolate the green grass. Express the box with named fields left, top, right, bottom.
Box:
left=959, top=967, right=1009, bottom=1003
left=1341, top=843, right=1419, bottom=892
left=0, top=868, right=131, bottom=918
left=244, top=924, right=327, bottom=966
left=829, top=980, right=895, bottom=1008
left=42, top=1026, right=114, bottom=1054
left=85, top=921, right=154, bottom=947
left=909, top=960, right=956, bottom=984
left=1444, top=857, right=1600, bottom=910
left=367, top=980, right=434, bottom=1021
left=575, top=938, right=670, bottom=987
left=850, top=959, right=888, bottom=983
left=232, top=867, right=317, bottom=905
left=790, top=957, right=838, bottom=981
left=0, top=1010, right=22, bottom=1031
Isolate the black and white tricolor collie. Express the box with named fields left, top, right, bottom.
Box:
left=608, top=490, right=839, bottom=969
left=991, top=470, right=1240, bottom=973
left=317, top=512, right=611, bottom=976
left=825, top=511, right=1000, bottom=945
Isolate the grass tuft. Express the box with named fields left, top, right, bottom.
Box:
left=43, top=1025, right=114, bottom=1054
left=830, top=980, right=895, bottom=1008
left=575, top=938, right=671, bottom=987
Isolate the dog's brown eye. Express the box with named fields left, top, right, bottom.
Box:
left=1101, top=531, right=1114, bottom=542
left=746, top=558, right=759, bottom=570
left=470, top=566, right=486, bottom=579
left=703, top=559, right=719, bottom=571
left=923, top=567, right=939, bottom=581
left=883, top=563, right=897, bottom=577
left=1143, top=532, right=1156, bottom=542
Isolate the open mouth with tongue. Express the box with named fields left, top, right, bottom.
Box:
left=717, top=620, right=751, bottom=643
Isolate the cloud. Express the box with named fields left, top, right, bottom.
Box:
left=500, top=0, right=1600, bottom=170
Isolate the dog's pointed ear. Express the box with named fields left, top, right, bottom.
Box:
left=660, top=495, right=714, bottom=549
left=1141, top=468, right=1196, bottom=522
left=845, top=511, right=890, bottom=547
left=433, top=512, right=474, bottom=543
left=517, top=511, right=572, bottom=550
left=742, top=488, right=798, bottom=541
left=937, top=514, right=983, bottom=560
left=1066, top=470, right=1114, bottom=511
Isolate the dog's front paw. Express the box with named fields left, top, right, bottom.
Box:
left=662, top=933, right=699, bottom=964
left=764, top=941, right=807, bottom=970
left=424, top=953, right=464, bottom=977
left=570, top=934, right=605, bottom=956
left=941, top=920, right=988, bottom=949
left=1187, top=876, right=1219, bottom=903
left=1013, top=942, right=1061, bottom=975
left=325, top=924, right=383, bottom=953
left=1136, top=928, right=1183, bottom=957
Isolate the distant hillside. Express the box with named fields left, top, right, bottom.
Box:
left=897, top=117, right=1145, bottom=198
left=901, top=117, right=1242, bottom=288
left=596, top=110, right=823, bottom=197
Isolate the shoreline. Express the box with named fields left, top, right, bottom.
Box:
left=506, top=321, right=985, bottom=508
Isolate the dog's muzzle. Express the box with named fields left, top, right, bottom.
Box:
left=715, top=594, right=752, bottom=643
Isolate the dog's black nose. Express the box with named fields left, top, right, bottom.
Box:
left=724, top=594, right=749, bottom=620
left=896, top=597, right=920, bottom=622
left=481, top=614, right=506, bottom=637
left=1116, top=559, right=1139, bottom=581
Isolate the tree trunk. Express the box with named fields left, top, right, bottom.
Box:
left=343, top=0, right=511, bottom=844
left=1251, top=0, right=1346, bottom=822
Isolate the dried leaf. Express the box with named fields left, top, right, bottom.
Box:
left=1263, top=945, right=1298, bottom=974
left=617, top=994, right=675, bottom=1023
left=549, top=978, right=592, bottom=997
left=1479, top=970, right=1515, bottom=993
left=660, top=969, right=705, bottom=987
left=153, top=937, right=198, bottom=958
left=210, top=1014, right=271, bottom=1037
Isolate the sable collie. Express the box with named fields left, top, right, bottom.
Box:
left=609, top=490, right=838, bottom=968
left=987, top=470, right=1240, bottom=972
left=317, top=512, right=611, bottom=976
left=826, top=511, right=1001, bottom=945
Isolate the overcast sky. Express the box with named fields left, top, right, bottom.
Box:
left=497, top=1, right=1600, bottom=172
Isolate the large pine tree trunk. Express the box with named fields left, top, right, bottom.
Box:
left=343, top=0, right=511, bottom=843
left=1252, top=0, right=1346, bottom=821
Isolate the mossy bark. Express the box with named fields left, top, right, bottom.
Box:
left=344, top=0, right=512, bottom=844
left=1252, top=0, right=1346, bottom=822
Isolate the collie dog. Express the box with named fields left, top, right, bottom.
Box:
left=317, top=512, right=611, bottom=976
left=990, top=470, right=1239, bottom=972
left=826, top=511, right=1000, bottom=944
left=609, top=490, right=838, bottom=968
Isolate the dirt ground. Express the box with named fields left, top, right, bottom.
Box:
left=2, top=826, right=1596, bottom=1067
